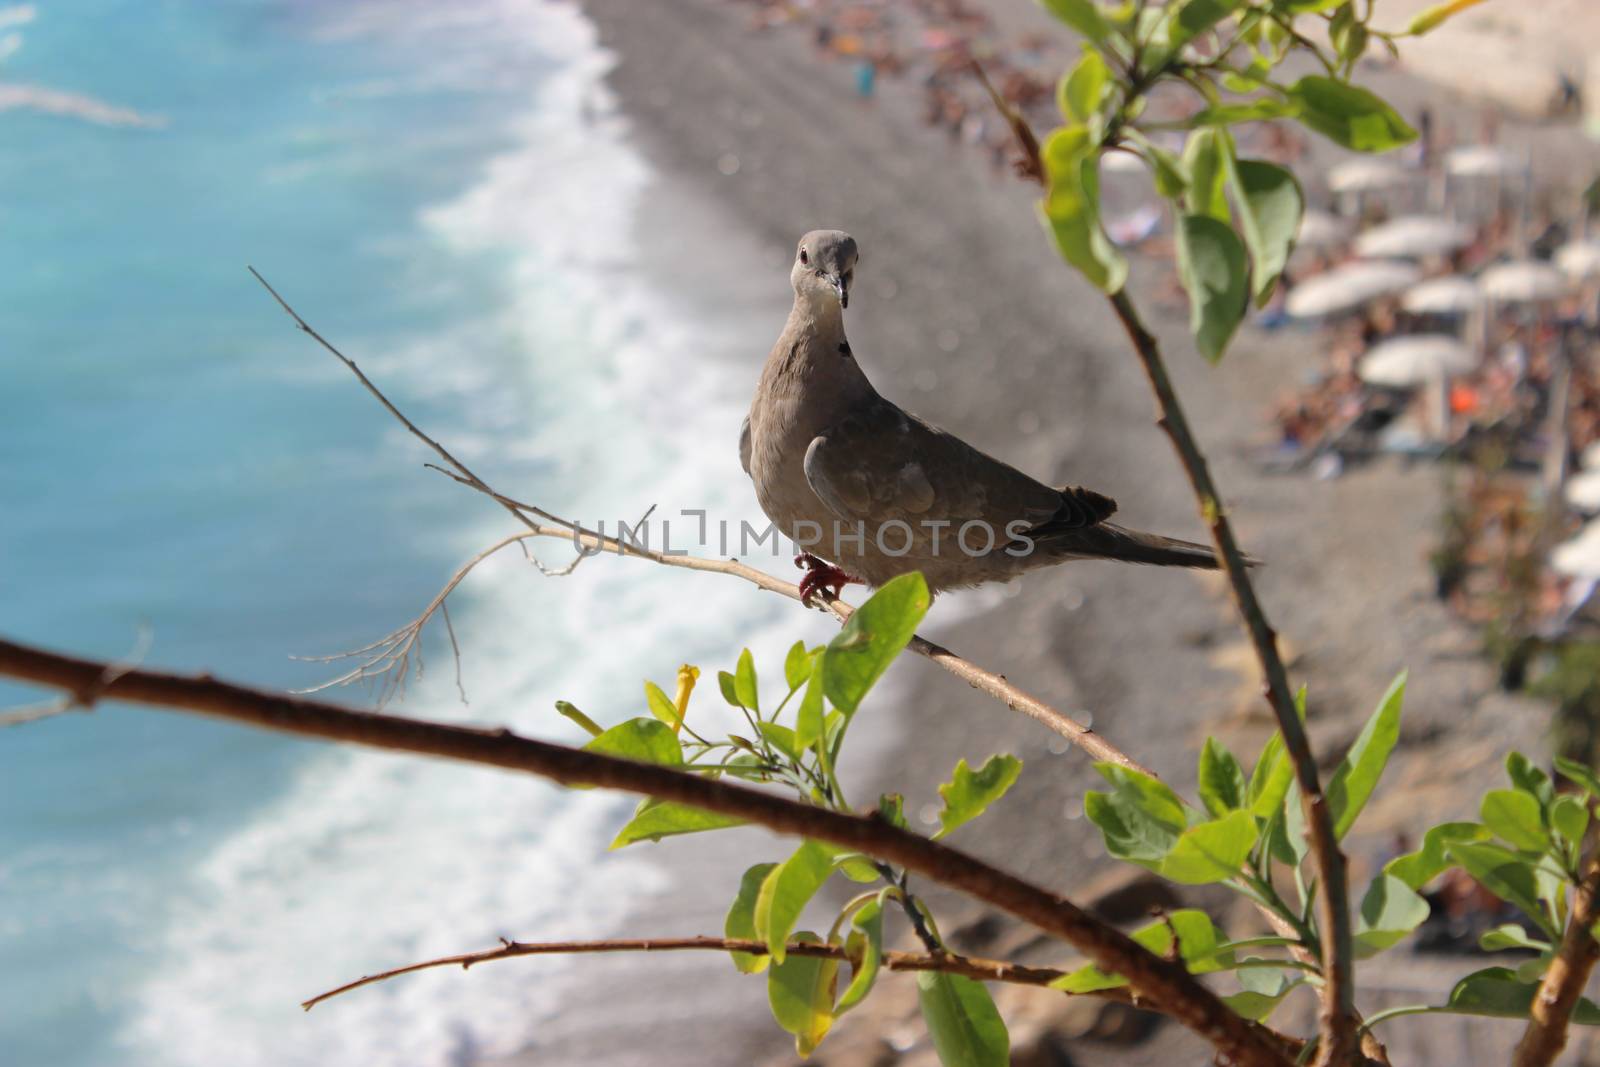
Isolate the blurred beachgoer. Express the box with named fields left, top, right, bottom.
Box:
left=855, top=58, right=877, bottom=99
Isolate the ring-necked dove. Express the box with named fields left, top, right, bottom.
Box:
left=742, top=229, right=1224, bottom=602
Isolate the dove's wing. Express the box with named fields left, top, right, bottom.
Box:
left=739, top=415, right=752, bottom=476
left=801, top=397, right=1116, bottom=543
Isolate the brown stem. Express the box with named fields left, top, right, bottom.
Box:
left=1104, top=289, right=1356, bottom=1065
left=1513, top=849, right=1600, bottom=1067
left=302, top=934, right=1097, bottom=1010
left=0, top=634, right=1290, bottom=1067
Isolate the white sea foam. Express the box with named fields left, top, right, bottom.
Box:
left=120, top=2, right=813, bottom=1064
left=0, top=82, right=166, bottom=127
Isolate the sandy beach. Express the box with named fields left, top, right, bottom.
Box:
left=494, top=2, right=1600, bottom=1064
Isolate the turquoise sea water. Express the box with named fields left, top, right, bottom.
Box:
left=0, top=3, right=794, bottom=1063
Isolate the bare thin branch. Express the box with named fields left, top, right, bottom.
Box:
left=1105, top=289, right=1356, bottom=1064
left=252, top=271, right=1149, bottom=771
left=301, top=934, right=1096, bottom=1011
left=248, top=267, right=569, bottom=534
left=0, top=634, right=1291, bottom=1067
left=292, top=532, right=538, bottom=698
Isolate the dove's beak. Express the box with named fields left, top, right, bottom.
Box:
left=830, top=273, right=849, bottom=309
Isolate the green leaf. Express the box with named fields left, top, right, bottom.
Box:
left=1354, top=874, right=1431, bottom=958
left=756, top=840, right=836, bottom=964
left=1326, top=672, right=1405, bottom=839
left=1554, top=757, right=1600, bottom=802
left=823, top=573, right=930, bottom=716
left=1508, top=752, right=1557, bottom=808
left=878, top=793, right=908, bottom=829
left=768, top=931, right=840, bottom=1056
left=554, top=700, right=604, bottom=737
left=1186, top=98, right=1302, bottom=127
left=936, top=755, right=1023, bottom=838
left=758, top=722, right=804, bottom=765
left=1175, top=214, right=1250, bottom=363
left=726, top=863, right=779, bottom=973
left=1225, top=969, right=1303, bottom=1021
left=1248, top=730, right=1293, bottom=819
left=1145, top=146, right=1188, bottom=198
left=1181, top=128, right=1231, bottom=221
left=718, top=670, right=741, bottom=708
left=1481, top=789, right=1551, bottom=853
left=1037, top=0, right=1112, bottom=43
left=1552, top=794, right=1589, bottom=861
left=1198, top=737, right=1248, bottom=817
left=1269, top=783, right=1311, bottom=868
left=610, top=799, right=743, bottom=848
left=1288, top=76, right=1417, bottom=152
left=1447, top=842, right=1556, bottom=936
left=1084, top=763, right=1191, bottom=866
left=1281, top=0, right=1349, bottom=10
left=735, top=648, right=760, bottom=714
left=1224, top=987, right=1298, bottom=1022
left=1479, top=924, right=1552, bottom=954
left=795, top=666, right=826, bottom=750
left=1169, top=0, right=1244, bottom=48
left=1406, top=0, right=1488, bottom=36
left=917, top=972, right=1010, bottom=1067
left=1386, top=821, right=1492, bottom=889
left=784, top=640, right=812, bottom=691
left=1059, top=47, right=1109, bottom=123
left=836, top=897, right=884, bottom=1014
left=1227, top=159, right=1303, bottom=306
left=644, top=680, right=683, bottom=731
left=835, top=855, right=882, bottom=883
left=1331, top=17, right=1368, bottom=67
left=1161, top=809, right=1259, bottom=884
left=583, top=718, right=683, bottom=766
left=1440, top=967, right=1600, bottom=1024
left=1039, top=126, right=1128, bottom=292
left=1051, top=909, right=1228, bottom=992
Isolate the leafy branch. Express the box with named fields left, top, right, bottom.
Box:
left=0, top=632, right=1296, bottom=1067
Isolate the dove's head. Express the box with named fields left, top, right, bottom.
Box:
left=791, top=229, right=858, bottom=311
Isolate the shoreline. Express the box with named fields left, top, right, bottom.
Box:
left=503, top=2, right=1599, bottom=1064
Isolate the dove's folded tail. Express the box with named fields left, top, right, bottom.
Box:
left=1059, top=523, right=1253, bottom=569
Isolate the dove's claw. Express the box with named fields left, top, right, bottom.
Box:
left=795, top=554, right=859, bottom=606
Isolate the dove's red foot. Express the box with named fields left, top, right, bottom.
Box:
left=794, top=553, right=860, bottom=606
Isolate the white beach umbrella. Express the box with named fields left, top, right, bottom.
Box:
left=1401, top=275, right=1483, bottom=315
left=1480, top=260, right=1569, bottom=303
left=1297, top=210, right=1351, bottom=249
left=1357, top=334, right=1477, bottom=387
left=1354, top=216, right=1473, bottom=260
left=1556, top=241, right=1600, bottom=282
left=1286, top=260, right=1422, bottom=318
left=1329, top=158, right=1409, bottom=194
left=1100, top=150, right=1148, bottom=174
left=1445, top=145, right=1522, bottom=178
left=1568, top=469, right=1600, bottom=514
left=1552, top=522, right=1600, bottom=579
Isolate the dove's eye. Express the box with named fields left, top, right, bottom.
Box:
left=798, top=248, right=809, bottom=265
